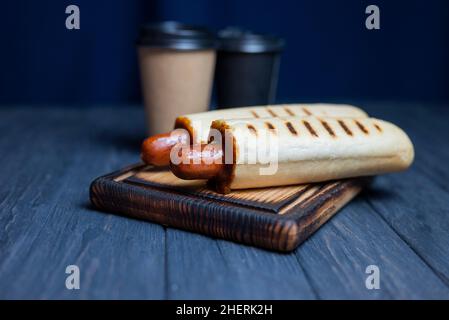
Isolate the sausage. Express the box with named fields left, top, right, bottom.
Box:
left=141, top=130, right=188, bottom=166
left=169, top=143, right=223, bottom=180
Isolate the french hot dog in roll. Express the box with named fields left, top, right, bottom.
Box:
left=170, top=116, right=414, bottom=193
left=141, top=103, right=368, bottom=166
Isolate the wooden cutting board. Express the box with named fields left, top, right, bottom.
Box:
left=89, top=163, right=368, bottom=252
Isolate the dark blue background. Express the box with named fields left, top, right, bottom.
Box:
left=0, top=0, right=448, bottom=106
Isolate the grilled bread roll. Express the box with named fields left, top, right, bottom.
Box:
left=142, top=103, right=368, bottom=166
left=174, top=103, right=368, bottom=144
left=171, top=116, right=414, bottom=193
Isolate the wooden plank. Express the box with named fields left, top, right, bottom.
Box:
left=130, top=167, right=312, bottom=212
left=365, top=172, right=449, bottom=286
left=0, top=108, right=166, bottom=299
left=295, top=195, right=449, bottom=299
left=165, top=229, right=316, bottom=299
left=360, top=103, right=449, bottom=286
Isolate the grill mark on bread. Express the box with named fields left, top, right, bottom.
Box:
left=302, top=120, right=318, bottom=137
left=320, top=120, right=336, bottom=137
left=250, top=110, right=260, bottom=118
left=285, top=121, right=298, bottom=135
left=302, top=107, right=312, bottom=116
left=247, top=124, right=257, bottom=136
left=267, top=108, right=278, bottom=117
left=374, top=123, right=383, bottom=133
left=338, top=120, right=353, bottom=136
left=265, top=122, right=277, bottom=133
left=284, top=107, right=295, bottom=116
left=354, top=120, right=369, bottom=134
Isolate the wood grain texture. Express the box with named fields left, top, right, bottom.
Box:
left=131, top=166, right=311, bottom=212
left=165, top=230, right=316, bottom=299
left=362, top=103, right=449, bottom=286
left=0, top=108, right=166, bottom=299
left=1, top=104, right=449, bottom=299
left=90, top=165, right=367, bottom=252
left=295, top=196, right=449, bottom=299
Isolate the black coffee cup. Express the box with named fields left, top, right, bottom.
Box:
left=215, top=28, right=285, bottom=108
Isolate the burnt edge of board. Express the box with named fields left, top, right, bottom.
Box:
left=89, top=164, right=369, bottom=251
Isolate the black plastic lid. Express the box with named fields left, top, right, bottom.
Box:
left=217, top=28, right=285, bottom=53
left=137, top=21, right=216, bottom=50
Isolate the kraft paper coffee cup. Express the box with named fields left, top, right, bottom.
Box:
left=137, top=21, right=216, bottom=135
left=215, top=28, right=285, bottom=108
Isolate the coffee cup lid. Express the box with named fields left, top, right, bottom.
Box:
left=218, top=28, right=285, bottom=53
left=137, top=21, right=216, bottom=50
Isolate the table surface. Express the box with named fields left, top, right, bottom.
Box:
left=1, top=102, right=449, bottom=299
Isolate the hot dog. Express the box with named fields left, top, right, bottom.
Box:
left=141, top=103, right=368, bottom=166
left=169, top=116, right=414, bottom=193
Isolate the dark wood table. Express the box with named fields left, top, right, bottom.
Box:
left=1, top=102, right=448, bottom=299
